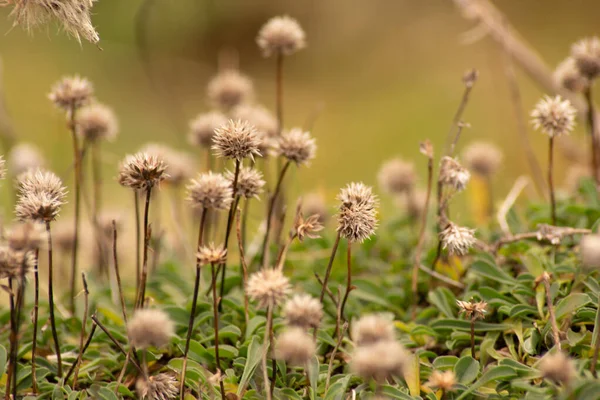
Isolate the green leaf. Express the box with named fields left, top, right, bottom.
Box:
left=470, top=259, right=516, bottom=285
left=324, top=374, right=352, bottom=400
left=455, top=366, right=517, bottom=400
left=237, top=336, right=263, bottom=396
left=431, top=319, right=512, bottom=333
left=454, top=356, right=479, bottom=385
left=555, top=293, right=591, bottom=320
left=432, top=356, right=459, bottom=370
left=427, top=287, right=456, bottom=318
left=307, top=355, right=319, bottom=400
left=0, top=344, right=7, bottom=378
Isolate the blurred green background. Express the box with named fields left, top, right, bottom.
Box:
left=0, top=0, right=599, bottom=220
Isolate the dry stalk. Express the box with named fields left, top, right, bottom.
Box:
left=71, top=273, right=90, bottom=388
left=548, top=137, right=557, bottom=225
left=31, top=249, right=39, bottom=393
left=211, top=262, right=226, bottom=399
left=45, top=221, right=62, bottom=377
left=112, top=220, right=128, bottom=324
left=136, top=187, right=153, bottom=309
left=318, top=232, right=342, bottom=304
left=235, top=208, right=250, bottom=329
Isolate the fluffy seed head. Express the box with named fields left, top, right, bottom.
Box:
left=439, top=157, right=470, bottom=191
left=275, top=128, right=316, bottom=166
left=352, top=314, right=395, bottom=346
left=135, top=374, right=178, bottom=400
left=0, top=245, right=35, bottom=279
left=8, top=143, right=44, bottom=177
left=539, top=351, right=576, bottom=384
left=5, top=221, right=46, bottom=251
left=351, top=340, right=409, bottom=383
left=186, top=172, right=233, bottom=210
left=283, top=293, right=323, bottom=329
left=212, top=119, right=262, bottom=161
left=16, top=170, right=67, bottom=222
left=302, top=193, right=328, bottom=224
left=440, top=222, right=476, bottom=256
left=337, top=183, right=378, bottom=243
left=48, top=76, right=94, bottom=111
left=207, top=71, right=254, bottom=110
left=257, top=15, right=306, bottom=57
left=571, top=37, right=600, bottom=79
left=16, top=169, right=66, bottom=200
left=531, top=95, right=577, bottom=138
left=246, top=268, right=291, bottom=308
left=456, top=299, right=487, bottom=320
left=554, top=57, right=589, bottom=92
left=196, top=243, right=227, bottom=265
left=76, top=103, right=118, bottom=142
left=295, top=212, right=324, bottom=241
left=377, top=158, right=416, bottom=194
left=188, top=111, right=228, bottom=148
left=462, top=141, right=503, bottom=177
left=118, top=152, right=168, bottom=191
left=225, top=166, right=265, bottom=199
left=427, top=370, right=457, bottom=392
left=274, top=327, right=316, bottom=366
left=580, top=234, right=600, bottom=268
left=127, top=309, right=174, bottom=349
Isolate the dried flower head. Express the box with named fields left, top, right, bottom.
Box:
left=462, top=141, right=503, bottom=177
left=135, top=374, right=178, bottom=400
left=16, top=191, right=66, bottom=222
left=580, top=234, right=600, bottom=268
left=232, top=104, right=278, bottom=138
left=207, top=71, right=254, bottom=110
left=16, top=169, right=67, bottom=201
left=212, top=119, right=262, bottom=161
left=456, top=299, right=487, bottom=320
left=283, top=293, right=323, bottom=329
left=141, top=145, right=194, bottom=186
left=440, top=222, right=476, bottom=256
left=188, top=111, right=228, bottom=148
left=352, top=314, right=395, bottom=346
left=127, top=309, right=174, bottom=349
left=0, top=245, right=35, bottom=279
left=225, top=166, right=265, bottom=199
left=538, top=351, right=576, bottom=384
left=427, top=370, right=457, bottom=392
left=571, top=37, right=600, bottom=79
left=302, top=193, right=328, bottom=224
left=275, top=128, right=316, bottom=166
left=531, top=95, right=577, bottom=138
left=295, top=212, right=324, bottom=241
left=351, top=340, right=409, bottom=383
left=439, top=157, right=470, bottom=191
left=5, top=221, right=46, bottom=251
left=118, top=152, right=168, bottom=191
left=246, top=268, right=291, bottom=308
left=274, top=327, right=316, bottom=366
left=76, top=103, right=118, bottom=142
left=257, top=15, right=306, bottom=57
left=554, top=57, right=589, bottom=92
left=9, top=0, right=100, bottom=44
left=337, top=183, right=378, bottom=243
left=196, top=243, right=227, bottom=265
left=377, top=158, right=416, bottom=194
left=48, top=76, right=94, bottom=111
left=186, top=172, right=233, bottom=210
left=8, top=143, right=44, bottom=177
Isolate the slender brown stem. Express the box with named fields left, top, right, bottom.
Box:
left=134, top=191, right=141, bottom=293
left=69, top=104, right=82, bottom=314
left=65, top=323, right=97, bottom=383
left=115, top=349, right=131, bottom=394
left=136, top=186, right=153, bottom=309
left=541, top=273, right=561, bottom=350
left=262, top=303, right=274, bottom=400
left=584, top=88, right=600, bottom=186
left=112, top=220, right=127, bottom=324
left=71, top=273, right=89, bottom=388
left=45, top=221, right=62, bottom=377
left=592, top=292, right=600, bottom=377
left=211, top=263, right=226, bottom=399
left=470, top=316, right=476, bottom=359
left=444, top=70, right=477, bottom=154
left=241, top=198, right=250, bottom=251
left=31, top=249, right=39, bottom=393
left=12, top=265, right=27, bottom=399
left=275, top=232, right=297, bottom=271
left=326, top=321, right=348, bottom=391
left=548, top=137, right=556, bottom=225
left=5, top=278, right=15, bottom=400
left=276, top=52, right=284, bottom=134
left=339, top=242, right=353, bottom=322
left=235, top=208, right=250, bottom=329
left=318, top=232, right=341, bottom=304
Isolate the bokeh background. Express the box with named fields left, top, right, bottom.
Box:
left=0, top=0, right=599, bottom=222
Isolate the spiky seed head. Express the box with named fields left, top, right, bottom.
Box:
left=135, top=374, right=178, bottom=400
left=427, top=370, right=457, bottom=392
left=212, top=119, right=262, bottom=161
left=554, top=57, right=589, bottom=92
left=302, top=193, right=328, bottom=224
left=186, top=172, right=233, bottom=210
left=377, top=158, right=416, bottom=194
left=439, top=157, right=470, bottom=191
left=571, top=37, right=600, bottom=79
left=16, top=168, right=67, bottom=200
left=456, top=299, right=487, bottom=320
left=461, top=141, right=503, bottom=177
left=76, top=103, right=118, bottom=142
left=440, top=222, right=476, bottom=256
left=225, top=167, right=265, bottom=199
left=274, top=327, right=316, bottom=366
left=8, top=143, right=45, bottom=177
left=232, top=104, right=278, bottom=138
left=5, top=221, right=46, bottom=251
left=275, top=128, right=316, bottom=166
left=580, top=234, right=600, bottom=268
left=257, top=15, right=306, bottom=57
left=337, top=182, right=378, bottom=243
left=283, top=293, right=323, bottom=329
left=48, top=76, right=94, bottom=111
left=118, top=152, right=168, bottom=191
left=207, top=71, right=254, bottom=110
left=127, top=309, right=174, bottom=349
left=196, top=243, right=227, bottom=265
left=188, top=111, right=228, bottom=148
left=351, top=340, right=409, bottom=383
left=141, top=144, right=195, bottom=186
left=246, top=268, right=291, bottom=308
left=0, top=245, right=35, bottom=279
left=530, top=95, right=577, bottom=138
left=16, top=192, right=66, bottom=222
left=352, top=314, right=395, bottom=346
left=295, top=212, right=324, bottom=242
left=539, top=351, right=576, bottom=384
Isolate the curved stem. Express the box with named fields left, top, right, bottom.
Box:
left=136, top=186, right=153, bottom=309
left=46, top=221, right=62, bottom=377
left=134, top=191, right=141, bottom=294
left=339, top=241, right=353, bottom=322
left=211, top=263, right=226, bottom=399
left=548, top=137, right=556, bottom=225
left=318, top=232, right=341, bottom=304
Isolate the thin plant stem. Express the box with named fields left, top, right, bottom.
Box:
left=31, top=249, right=39, bottom=394
left=134, top=191, right=141, bottom=293
left=211, top=263, right=226, bottom=399
left=541, top=273, right=561, bottom=350
left=71, top=273, right=89, bottom=388
left=318, top=232, right=341, bottom=304
left=112, top=220, right=128, bottom=324
left=12, top=264, right=28, bottom=400
left=276, top=52, right=284, bottom=134
left=548, top=137, right=556, bottom=225
left=444, top=72, right=476, bottom=154
left=115, top=349, right=132, bottom=394
left=326, top=287, right=346, bottom=391
left=262, top=302, right=274, bottom=400
left=241, top=198, right=250, bottom=251
left=91, top=142, right=106, bottom=277
left=65, top=323, right=97, bottom=383
left=45, top=221, right=62, bottom=377
left=470, top=316, right=476, bottom=359
left=275, top=232, right=297, bottom=271
left=5, top=278, right=15, bottom=400
left=584, top=88, right=600, bottom=185
left=235, top=208, right=250, bottom=329
left=180, top=207, right=208, bottom=398
left=339, top=241, right=353, bottom=322
left=136, top=186, right=153, bottom=309
left=68, top=104, right=82, bottom=314
left=592, top=292, right=600, bottom=377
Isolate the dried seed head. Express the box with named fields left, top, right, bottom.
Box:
left=5, top=221, right=46, bottom=251
left=141, top=144, right=195, bottom=186
left=461, top=141, right=503, bottom=177
left=212, top=119, right=262, bottom=161
left=440, top=222, right=476, bottom=256
left=48, top=76, right=94, bottom=111
left=135, top=374, right=178, bottom=400
left=10, top=0, right=100, bottom=44
left=351, top=340, right=409, bottom=383
left=352, top=314, right=395, bottom=346
left=76, top=103, right=118, bottom=142
left=225, top=166, right=265, bottom=199
left=571, top=37, right=600, bottom=79
left=127, top=309, right=174, bottom=349
left=0, top=245, right=35, bottom=279
left=337, top=182, right=378, bottom=243
left=427, top=370, right=457, bottom=392
left=8, top=143, right=45, bottom=177
left=456, top=299, right=487, bottom=320
left=439, top=157, right=470, bottom=191
left=275, top=128, right=316, bottom=166
left=295, top=212, right=324, bottom=241
left=377, top=158, right=416, bottom=194
left=207, top=71, right=254, bottom=110
left=196, top=243, right=227, bottom=265
left=274, top=327, right=316, bottom=366
left=283, top=293, right=323, bottom=329
left=246, top=268, right=291, bottom=308
left=580, top=234, right=600, bottom=268
left=118, top=152, right=168, bottom=191
left=186, top=172, right=233, bottom=210
left=554, top=57, right=589, bottom=92
left=257, top=15, right=306, bottom=57
left=188, top=111, right=228, bottom=148
left=16, top=188, right=67, bottom=222
left=302, top=193, right=328, bottom=224
left=531, top=95, right=577, bottom=138
left=539, top=351, right=576, bottom=384
left=232, top=104, right=278, bottom=138
left=16, top=169, right=67, bottom=200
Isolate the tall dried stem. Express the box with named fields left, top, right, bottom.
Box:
left=211, top=262, right=227, bottom=399
left=68, top=104, right=83, bottom=313
left=31, top=249, right=39, bottom=393
left=134, top=191, right=141, bottom=293
left=111, top=220, right=128, bottom=324
left=71, top=273, right=89, bottom=388
left=235, top=209, right=250, bottom=329
left=339, top=242, right=353, bottom=322
left=548, top=137, right=557, bottom=225
left=318, top=232, right=341, bottom=304
left=262, top=302, right=274, bottom=400
left=45, top=221, right=62, bottom=377
left=5, top=278, right=15, bottom=400
left=136, top=187, right=153, bottom=309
